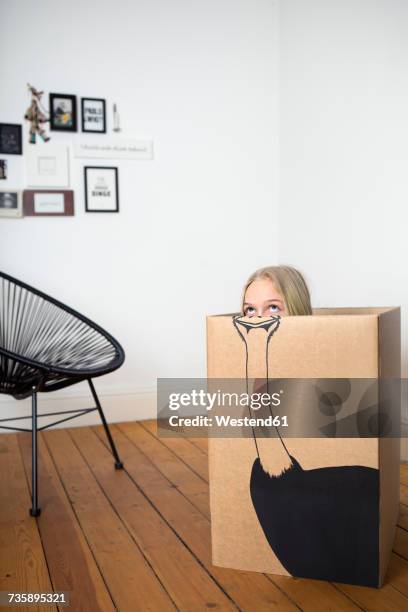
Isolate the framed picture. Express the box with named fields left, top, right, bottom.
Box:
left=81, top=98, right=106, bottom=133
left=0, top=123, right=22, bottom=155
left=0, top=190, right=22, bottom=217
left=84, top=166, right=119, bottom=212
left=0, top=160, right=7, bottom=180
left=23, top=190, right=74, bottom=216
left=26, top=144, right=70, bottom=188
left=49, top=94, right=77, bottom=132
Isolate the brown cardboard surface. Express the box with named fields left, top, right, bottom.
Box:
left=207, top=307, right=401, bottom=587
left=210, top=306, right=397, bottom=319
left=313, top=307, right=397, bottom=315
left=378, top=307, right=401, bottom=585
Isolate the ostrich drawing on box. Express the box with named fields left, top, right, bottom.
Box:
left=232, top=315, right=380, bottom=587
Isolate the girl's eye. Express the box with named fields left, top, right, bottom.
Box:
left=244, top=306, right=255, bottom=316
left=269, top=304, right=280, bottom=313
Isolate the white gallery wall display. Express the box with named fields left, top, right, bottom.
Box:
left=74, top=139, right=153, bottom=160
left=26, top=143, right=70, bottom=188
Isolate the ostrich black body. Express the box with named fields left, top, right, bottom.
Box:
left=250, top=456, right=380, bottom=586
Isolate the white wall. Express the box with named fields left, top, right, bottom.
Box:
left=278, top=0, right=408, bottom=447
left=0, top=0, right=279, bottom=426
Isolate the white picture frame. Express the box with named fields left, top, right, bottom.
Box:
left=26, top=143, right=70, bottom=188
left=0, top=189, right=22, bottom=218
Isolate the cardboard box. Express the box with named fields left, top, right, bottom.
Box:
left=206, top=307, right=401, bottom=587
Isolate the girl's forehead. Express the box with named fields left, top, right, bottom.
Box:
left=245, top=278, right=281, bottom=298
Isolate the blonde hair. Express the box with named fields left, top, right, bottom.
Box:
left=242, top=265, right=312, bottom=316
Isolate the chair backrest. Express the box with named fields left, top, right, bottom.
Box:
left=0, top=271, right=124, bottom=377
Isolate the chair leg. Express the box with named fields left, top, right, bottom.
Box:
left=88, top=378, right=124, bottom=469
left=29, top=389, right=41, bottom=517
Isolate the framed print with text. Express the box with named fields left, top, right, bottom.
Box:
left=84, top=166, right=119, bottom=212
left=81, top=98, right=106, bottom=133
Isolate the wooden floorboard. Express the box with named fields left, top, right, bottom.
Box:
left=141, top=420, right=209, bottom=482
left=0, top=434, right=55, bottom=612
left=400, top=483, right=408, bottom=506
left=42, top=427, right=175, bottom=612
left=0, top=419, right=407, bottom=611
left=18, top=431, right=116, bottom=612
left=104, top=423, right=299, bottom=610
left=126, top=422, right=210, bottom=519
left=68, top=425, right=235, bottom=611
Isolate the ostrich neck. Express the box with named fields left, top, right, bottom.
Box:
left=245, top=327, right=269, bottom=382
left=234, top=318, right=293, bottom=476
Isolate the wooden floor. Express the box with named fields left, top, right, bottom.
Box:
left=1, top=422, right=408, bottom=611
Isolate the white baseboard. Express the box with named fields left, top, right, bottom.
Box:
left=0, top=384, right=156, bottom=433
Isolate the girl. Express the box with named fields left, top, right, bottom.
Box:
left=241, top=265, right=312, bottom=318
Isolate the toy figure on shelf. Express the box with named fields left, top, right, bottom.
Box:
left=24, top=83, right=50, bottom=143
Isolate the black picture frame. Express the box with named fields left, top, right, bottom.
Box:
left=49, top=93, right=77, bottom=132
left=84, top=166, right=119, bottom=213
left=81, top=98, right=106, bottom=133
left=0, top=123, right=22, bottom=155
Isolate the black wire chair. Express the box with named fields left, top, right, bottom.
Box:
left=0, top=270, right=125, bottom=516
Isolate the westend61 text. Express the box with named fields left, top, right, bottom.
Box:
left=167, top=415, right=289, bottom=427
